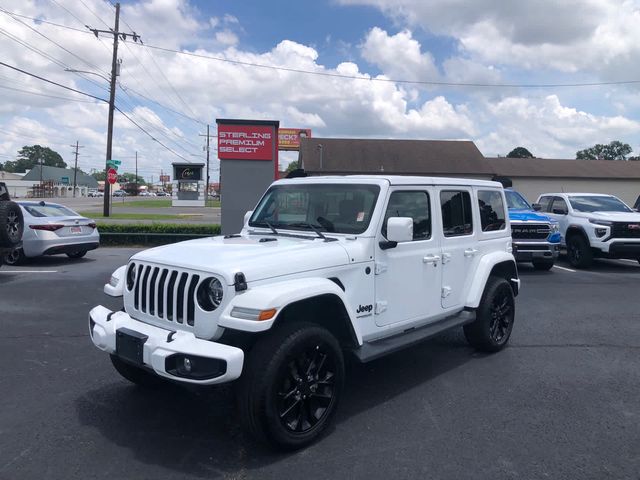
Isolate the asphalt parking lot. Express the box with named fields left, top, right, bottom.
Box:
left=1, top=248, right=639, bottom=480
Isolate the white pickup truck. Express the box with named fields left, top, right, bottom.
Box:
left=90, top=175, right=520, bottom=449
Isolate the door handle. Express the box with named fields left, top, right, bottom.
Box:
left=423, top=254, right=440, bottom=265
left=464, top=248, right=478, bottom=257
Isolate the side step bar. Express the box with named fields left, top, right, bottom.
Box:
left=352, top=310, right=476, bottom=363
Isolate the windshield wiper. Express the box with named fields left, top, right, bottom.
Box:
left=265, top=221, right=279, bottom=235
left=287, top=222, right=337, bottom=241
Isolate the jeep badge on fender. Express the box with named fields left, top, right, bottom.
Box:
left=90, top=175, right=519, bottom=450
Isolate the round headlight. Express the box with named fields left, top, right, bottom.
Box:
left=126, top=263, right=137, bottom=290
left=197, top=277, right=224, bottom=311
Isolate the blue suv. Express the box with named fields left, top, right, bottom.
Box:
left=505, top=189, right=561, bottom=270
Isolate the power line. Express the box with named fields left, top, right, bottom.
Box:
left=0, top=61, right=108, bottom=102
left=10, top=8, right=639, bottom=89
left=118, top=82, right=205, bottom=125
left=0, top=83, right=100, bottom=103
left=0, top=12, right=91, bottom=33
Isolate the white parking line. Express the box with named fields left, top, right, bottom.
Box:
left=0, top=270, right=58, bottom=274
left=553, top=265, right=576, bottom=273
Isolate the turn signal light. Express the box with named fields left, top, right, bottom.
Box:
left=30, top=224, right=64, bottom=231
left=88, top=222, right=97, bottom=229
left=258, top=309, right=277, bottom=321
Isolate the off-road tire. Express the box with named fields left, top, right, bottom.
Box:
left=3, top=248, right=24, bottom=266
left=67, top=251, right=87, bottom=259
left=110, top=354, right=166, bottom=388
left=464, top=276, right=515, bottom=353
left=235, top=322, right=345, bottom=450
left=532, top=259, right=554, bottom=271
left=0, top=201, right=24, bottom=248
left=567, top=234, right=593, bottom=268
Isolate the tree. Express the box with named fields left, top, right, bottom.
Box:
left=118, top=172, right=146, bottom=185
left=507, top=147, right=534, bottom=158
left=2, top=145, right=67, bottom=172
left=285, top=160, right=300, bottom=174
left=576, top=141, right=632, bottom=161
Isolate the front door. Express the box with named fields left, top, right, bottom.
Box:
left=438, top=188, right=477, bottom=309
left=374, top=188, right=442, bottom=327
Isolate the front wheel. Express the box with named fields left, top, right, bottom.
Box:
left=236, top=322, right=344, bottom=450
left=567, top=235, right=593, bottom=268
left=464, top=276, right=515, bottom=353
left=532, top=259, right=554, bottom=271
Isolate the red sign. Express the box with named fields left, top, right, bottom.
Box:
left=217, top=124, right=274, bottom=160
left=107, top=168, right=118, bottom=185
left=159, top=175, right=170, bottom=183
left=278, top=128, right=311, bottom=151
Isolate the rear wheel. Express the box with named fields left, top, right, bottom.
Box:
left=567, top=234, right=593, bottom=268
left=464, top=276, right=515, bottom=353
left=532, top=259, right=554, bottom=271
left=0, top=201, right=24, bottom=248
left=110, top=354, right=166, bottom=388
left=66, top=251, right=87, bottom=259
left=236, top=322, right=344, bottom=450
left=3, top=248, right=24, bottom=266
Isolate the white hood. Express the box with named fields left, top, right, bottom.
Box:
left=131, top=234, right=351, bottom=285
left=576, top=211, right=640, bottom=222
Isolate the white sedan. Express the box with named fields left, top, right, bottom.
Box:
left=3, top=201, right=99, bottom=265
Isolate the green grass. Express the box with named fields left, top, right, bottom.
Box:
left=80, top=212, right=182, bottom=220
left=112, top=199, right=221, bottom=208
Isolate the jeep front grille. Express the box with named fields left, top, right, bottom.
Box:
left=510, top=223, right=550, bottom=240
left=132, top=264, right=200, bottom=326
left=611, top=222, right=640, bottom=239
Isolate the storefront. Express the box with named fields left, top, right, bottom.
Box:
left=171, top=163, right=205, bottom=207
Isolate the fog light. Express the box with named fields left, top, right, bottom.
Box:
left=595, top=228, right=607, bottom=238
left=183, top=357, right=192, bottom=373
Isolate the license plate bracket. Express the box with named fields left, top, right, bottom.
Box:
left=116, top=328, right=148, bottom=366
left=70, top=226, right=82, bottom=234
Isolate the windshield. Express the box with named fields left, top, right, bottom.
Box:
left=568, top=195, right=632, bottom=213
left=22, top=203, right=78, bottom=217
left=249, top=183, right=380, bottom=234
left=504, top=190, right=531, bottom=210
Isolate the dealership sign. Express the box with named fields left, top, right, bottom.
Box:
left=175, top=166, right=201, bottom=181
left=278, top=128, right=312, bottom=151
left=218, top=124, right=274, bottom=160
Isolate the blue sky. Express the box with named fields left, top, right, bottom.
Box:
left=2, top=0, right=640, bottom=180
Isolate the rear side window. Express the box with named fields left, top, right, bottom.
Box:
left=382, top=190, right=431, bottom=240
left=477, top=190, right=506, bottom=232
left=440, top=190, right=473, bottom=237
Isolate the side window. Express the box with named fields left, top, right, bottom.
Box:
left=381, top=190, right=431, bottom=240
left=441, top=190, right=473, bottom=237
left=477, top=190, right=506, bottom=232
left=551, top=197, right=568, bottom=214
left=538, top=196, right=552, bottom=212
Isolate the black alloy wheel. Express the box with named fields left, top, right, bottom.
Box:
left=276, top=343, right=337, bottom=434
left=488, top=287, right=513, bottom=344
left=3, top=248, right=24, bottom=266
left=236, top=322, right=344, bottom=450
left=567, top=235, right=593, bottom=268
left=464, top=276, right=515, bottom=352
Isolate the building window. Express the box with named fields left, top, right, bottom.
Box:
left=477, top=190, right=506, bottom=232
left=441, top=190, right=473, bottom=237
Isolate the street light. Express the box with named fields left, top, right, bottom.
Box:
left=64, top=68, right=110, bottom=83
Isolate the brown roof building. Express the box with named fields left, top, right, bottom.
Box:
left=298, top=137, right=640, bottom=205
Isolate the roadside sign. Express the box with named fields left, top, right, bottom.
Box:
left=106, top=159, right=121, bottom=170
left=107, top=168, right=118, bottom=185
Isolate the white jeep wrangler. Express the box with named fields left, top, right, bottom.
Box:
left=90, top=175, right=520, bottom=449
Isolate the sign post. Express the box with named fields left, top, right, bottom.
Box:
left=216, top=119, right=279, bottom=235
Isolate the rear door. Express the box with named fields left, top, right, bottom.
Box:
left=437, top=188, right=477, bottom=309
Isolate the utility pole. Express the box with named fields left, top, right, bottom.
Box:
left=71, top=141, right=84, bottom=197
left=135, top=151, right=138, bottom=195
left=87, top=2, right=142, bottom=216
left=199, top=124, right=215, bottom=202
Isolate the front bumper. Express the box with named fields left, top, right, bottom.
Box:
left=513, top=241, right=560, bottom=262
left=89, top=305, right=244, bottom=385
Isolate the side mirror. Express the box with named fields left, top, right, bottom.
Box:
left=532, top=203, right=542, bottom=211
left=380, top=217, right=413, bottom=250
left=244, top=210, right=253, bottom=225
left=552, top=208, right=567, bottom=215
